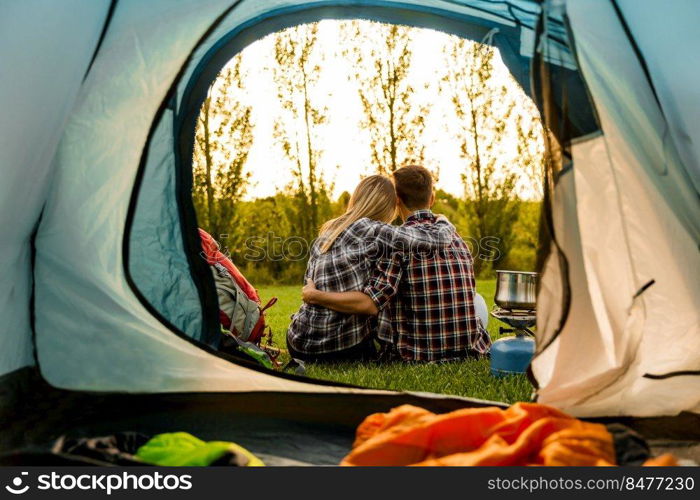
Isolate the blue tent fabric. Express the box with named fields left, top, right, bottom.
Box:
left=0, top=0, right=697, bottom=417
left=127, top=0, right=598, bottom=344
left=128, top=105, right=211, bottom=345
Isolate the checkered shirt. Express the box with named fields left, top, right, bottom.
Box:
left=287, top=216, right=454, bottom=354
left=364, top=210, right=491, bottom=361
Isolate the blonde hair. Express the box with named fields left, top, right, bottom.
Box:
left=319, top=175, right=397, bottom=253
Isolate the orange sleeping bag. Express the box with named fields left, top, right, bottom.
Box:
left=341, top=403, right=676, bottom=466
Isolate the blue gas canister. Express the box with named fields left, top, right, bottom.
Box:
left=490, top=334, right=535, bottom=377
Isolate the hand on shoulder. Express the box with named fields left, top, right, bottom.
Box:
left=434, top=213, right=450, bottom=223
left=302, top=278, right=319, bottom=304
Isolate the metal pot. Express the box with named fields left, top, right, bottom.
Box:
left=494, top=270, right=538, bottom=310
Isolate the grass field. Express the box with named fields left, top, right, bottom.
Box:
left=257, top=279, right=533, bottom=403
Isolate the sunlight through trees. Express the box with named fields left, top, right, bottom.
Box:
left=191, top=20, right=545, bottom=283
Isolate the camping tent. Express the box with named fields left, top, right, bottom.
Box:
left=1, top=0, right=698, bottom=463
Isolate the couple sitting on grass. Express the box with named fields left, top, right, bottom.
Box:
left=286, top=165, right=491, bottom=364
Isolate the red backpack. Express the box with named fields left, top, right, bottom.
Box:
left=199, top=229, right=276, bottom=344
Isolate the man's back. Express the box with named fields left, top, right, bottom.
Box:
left=365, top=210, right=491, bottom=362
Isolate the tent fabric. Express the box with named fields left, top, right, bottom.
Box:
left=29, top=0, right=542, bottom=393
left=0, top=0, right=697, bottom=419
left=3, top=369, right=698, bottom=464
left=0, top=0, right=111, bottom=378
left=587, top=0, right=700, bottom=242
left=532, top=0, right=700, bottom=417
left=131, top=0, right=583, bottom=349
left=131, top=0, right=592, bottom=348
left=0, top=367, right=512, bottom=465
left=28, top=0, right=356, bottom=391
left=128, top=104, right=210, bottom=344
left=32, top=0, right=336, bottom=393
left=616, top=0, right=700, bottom=205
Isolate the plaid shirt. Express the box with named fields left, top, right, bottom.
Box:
left=364, top=210, right=491, bottom=362
left=287, top=217, right=454, bottom=354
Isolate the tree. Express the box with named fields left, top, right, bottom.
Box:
left=442, top=37, right=522, bottom=275
left=513, top=86, right=546, bottom=200
left=271, top=23, right=332, bottom=241
left=345, top=21, right=428, bottom=173
left=192, top=56, right=253, bottom=241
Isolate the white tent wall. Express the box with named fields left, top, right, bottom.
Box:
left=0, top=0, right=110, bottom=376
left=533, top=0, right=700, bottom=417
left=534, top=135, right=649, bottom=411
left=532, top=143, right=615, bottom=400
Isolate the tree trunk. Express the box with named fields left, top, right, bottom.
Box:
left=300, top=60, right=318, bottom=234
left=201, top=97, right=216, bottom=236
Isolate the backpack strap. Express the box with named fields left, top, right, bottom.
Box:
left=260, top=297, right=277, bottom=313
left=247, top=298, right=277, bottom=345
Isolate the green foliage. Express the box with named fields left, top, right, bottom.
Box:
left=212, top=191, right=348, bottom=285
left=433, top=191, right=541, bottom=277
left=201, top=188, right=538, bottom=285
left=501, top=201, right=541, bottom=272
left=192, top=56, right=253, bottom=240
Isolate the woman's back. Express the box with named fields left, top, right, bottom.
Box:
left=287, top=216, right=453, bottom=356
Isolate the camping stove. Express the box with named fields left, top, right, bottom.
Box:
left=490, top=306, right=536, bottom=337
left=489, top=307, right=536, bottom=377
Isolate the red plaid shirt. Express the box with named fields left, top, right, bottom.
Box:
left=364, top=210, right=491, bottom=362
left=287, top=217, right=455, bottom=355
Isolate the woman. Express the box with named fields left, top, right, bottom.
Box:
left=286, top=175, right=453, bottom=363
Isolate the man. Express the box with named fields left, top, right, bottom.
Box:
left=303, top=165, right=491, bottom=362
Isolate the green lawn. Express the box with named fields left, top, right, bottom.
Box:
left=257, top=279, right=533, bottom=404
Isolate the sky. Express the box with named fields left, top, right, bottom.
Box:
left=207, top=19, right=543, bottom=201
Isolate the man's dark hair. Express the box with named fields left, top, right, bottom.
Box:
left=392, top=165, right=434, bottom=210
